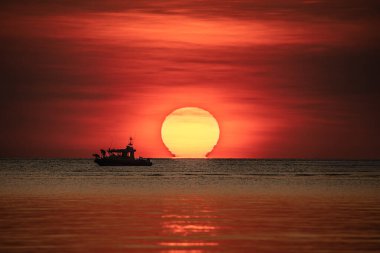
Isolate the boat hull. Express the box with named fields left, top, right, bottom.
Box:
left=94, top=158, right=152, bottom=166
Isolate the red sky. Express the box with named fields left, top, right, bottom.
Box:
left=1, top=0, right=379, bottom=158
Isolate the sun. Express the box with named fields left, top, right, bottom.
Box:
left=161, top=107, right=220, bottom=158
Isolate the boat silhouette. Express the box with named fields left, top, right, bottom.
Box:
left=93, top=138, right=152, bottom=166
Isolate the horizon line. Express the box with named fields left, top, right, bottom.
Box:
left=1, top=157, right=379, bottom=161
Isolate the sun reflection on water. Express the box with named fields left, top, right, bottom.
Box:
left=160, top=242, right=219, bottom=246
left=162, top=224, right=217, bottom=234
left=161, top=250, right=204, bottom=253
left=159, top=198, right=219, bottom=252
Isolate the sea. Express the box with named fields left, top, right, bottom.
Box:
left=0, top=159, right=379, bottom=252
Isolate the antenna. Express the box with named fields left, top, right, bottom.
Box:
left=129, top=136, right=133, bottom=146
left=109, top=139, right=114, bottom=150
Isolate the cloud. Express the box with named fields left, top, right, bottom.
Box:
left=1, top=0, right=379, bottom=22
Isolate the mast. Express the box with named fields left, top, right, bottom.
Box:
left=127, top=137, right=136, bottom=159
left=128, top=137, right=133, bottom=146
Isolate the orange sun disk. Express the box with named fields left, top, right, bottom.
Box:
left=161, top=107, right=220, bottom=158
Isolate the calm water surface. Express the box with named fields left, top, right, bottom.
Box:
left=0, top=159, right=379, bottom=252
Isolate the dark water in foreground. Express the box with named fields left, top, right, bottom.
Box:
left=0, top=159, right=379, bottom=252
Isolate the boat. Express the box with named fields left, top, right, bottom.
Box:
left=93, top=138, right=152, bottom=166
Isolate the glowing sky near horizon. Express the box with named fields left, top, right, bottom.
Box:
left=0, top=0, right=379, bottom=158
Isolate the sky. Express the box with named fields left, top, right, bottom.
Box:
left=1, top=0, right=379, bottom=158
